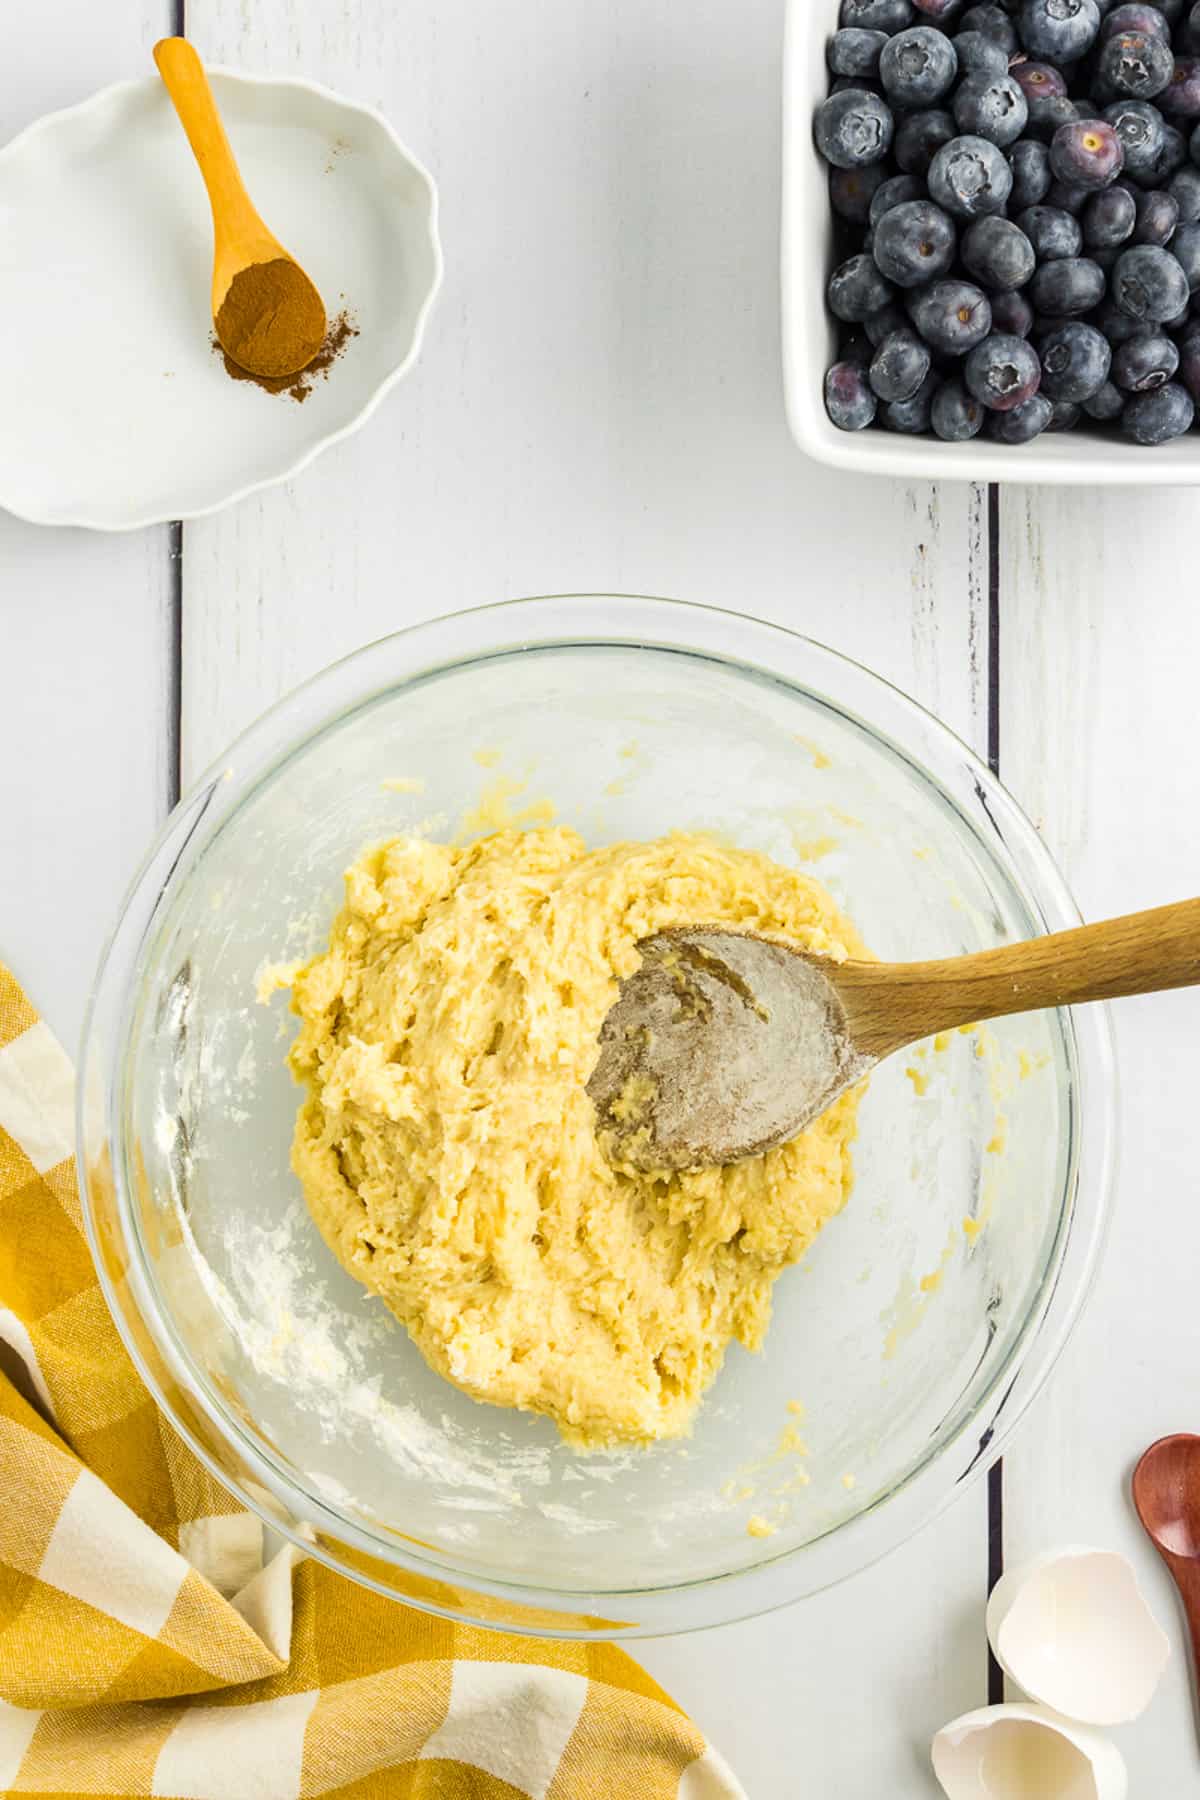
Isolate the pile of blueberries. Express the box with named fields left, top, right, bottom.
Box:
left=816, top=0, right=1200, bottom=445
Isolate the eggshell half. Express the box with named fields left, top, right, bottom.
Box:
left=932, top=1704, right=1128, bottom=1800
left=987, top=1546, right=1170, bottom=1725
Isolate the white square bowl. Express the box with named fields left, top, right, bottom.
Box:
left=781, top=0, right=1200, bottom=485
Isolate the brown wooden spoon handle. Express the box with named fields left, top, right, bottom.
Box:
left=833, top=897, right=1200, bottom=1060
left=1164, top=1553, right=1200, bottom=1748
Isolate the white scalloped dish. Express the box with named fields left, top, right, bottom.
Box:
left=0, top=70, right=442, bottom=530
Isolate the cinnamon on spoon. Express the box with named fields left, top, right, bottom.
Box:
left=154, top=37, right=326, bottom=380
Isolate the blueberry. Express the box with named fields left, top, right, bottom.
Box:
left=1082, top=182, right=1138, bottom=243
left=873, top=199, right=960, bottom=284
left=1172, top=219, right=1200, bottom=286
left=1050, top=119, right=1126, bottom=185
left=1193, top=118, right=1200, bottom=159
left=1047, top=397, right=1084, bottom=425
left=955, top=73, right=1030, bottom=147
left=928, top=133, right=1016, bottom=213
left=1100, top=1, right=1173, bottom=34
left=870, top=173, right=928, bottom=223
left=910, top=276, right=995, bottom=348
left=954, top=31, right=1014, bottom=75
left=815, top=89, right=896, bottom=168
left=1102, top=99, right=1167, bottom=179
left=1121, top=379, right=1196, bottom=435
left=991, top=288, right=1037, bottom=332
left=1112, top=327, right=1181, bottom=384
left=1096, top=30, right=1176, bottom=99
left=881, top=27, right=961, bottom=102
left=896, top=108, right=958, bottom=173
left=870, top=327, right=936, bottom=398
left=1162, top=56, right=1200, bottom=115
left=1187, top=0, right=1200, bottom=45
left=932, top=377, right=988, bottom=435
left=988, top=391, right=1056, bottom=436
left=1113, top=241, right=1191, bottom=314
left=866, top=300, right=912, bottom=342
left=959, top=3, right=1022, bottom=46
left=962, top=214, right=1038, bottom=284
left=1010, top=138, right=1054, bottom=205
left=965, top=330, right=1044, bottom=407
left=1133, top=185, right=1180, bottom=240
left=1018, top=202, right=1085, bottom=256
left=1019, top=0, right=1102, bottom=61
left=1027, top=93, right=1084, bottom=138
left=880, top=368, right=942, bottom=428
left=1047, top=176, right=1094, bottom=210
left=1014, top=62, right=1070, bottom=103
left=1039, top=319, right=1114, bottom=395
left=841, top=0, right=917, bottom=30
left=1083, top=376, right=1129, bottom=413
left=829, top=27, right=891, bottom=77
left=831, top=163, right=892, bottom=222
left=1168, top=164, right=1200, bottom=220
left=1028, top=254, right=1108, bottom=309
left=914, top=0, right=967, bottom=14
left=829, top=252, right=898, bottom=320
left=826, top=362, right=880, bottom=429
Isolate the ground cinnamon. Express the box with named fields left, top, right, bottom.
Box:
left=215, top=257, right=326, bottom=379
left=215, top=309, right=359, bottom=403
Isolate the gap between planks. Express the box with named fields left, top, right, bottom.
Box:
left=167, top=0, right=185, bottom=812
left=986, top=480, right=1004, bottom=1706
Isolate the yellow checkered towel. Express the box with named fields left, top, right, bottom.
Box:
left=0, top=967, right=745, bottom=1800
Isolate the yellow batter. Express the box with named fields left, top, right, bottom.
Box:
left=288, top=829, right=865, bottom=1448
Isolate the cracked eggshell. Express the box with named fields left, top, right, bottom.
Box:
left=932, top=1704, right=1128, bottom=1800
left=986, top=1545, right=1170, bottom=1725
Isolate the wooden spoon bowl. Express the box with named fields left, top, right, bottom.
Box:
left=592, top=897, right=1200, bottom=1171
left=1133, top=1434, right=1200, bottom=1743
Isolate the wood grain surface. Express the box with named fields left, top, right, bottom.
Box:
left=3, top=3, right=1199, bottom=1794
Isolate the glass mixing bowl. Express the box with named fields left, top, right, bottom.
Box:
left=80, top=595, right=1115, bottom=1638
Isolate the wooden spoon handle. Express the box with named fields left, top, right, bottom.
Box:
left=153, top=39, right=269, bottom=261
left=1165, top=1554, right=1200, bottom=1751
left=835, top=897, right=1200, bottom=1059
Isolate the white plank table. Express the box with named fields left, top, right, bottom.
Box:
left=0, top=5, right=175, bottom=1046
left=1000, top=484, right=1200, bottom=1785
left=0, top=2, right=1194, bottom=1793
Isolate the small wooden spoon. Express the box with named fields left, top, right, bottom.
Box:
left=154, top=37, right=326, bottom=378
left=590, top=898, right=1200, bottom=1171
left=1133, top=1435, right=1200, bottom=1744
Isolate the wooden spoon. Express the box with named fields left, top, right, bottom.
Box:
left=154, top=37, right=326, bottom=378
left=1133, top=1435, right=1200, bottom=1744
left=589, top=898, right=1200, bottom=1171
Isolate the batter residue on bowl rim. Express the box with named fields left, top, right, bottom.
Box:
left=286, top=827, right=867, bottom=1449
